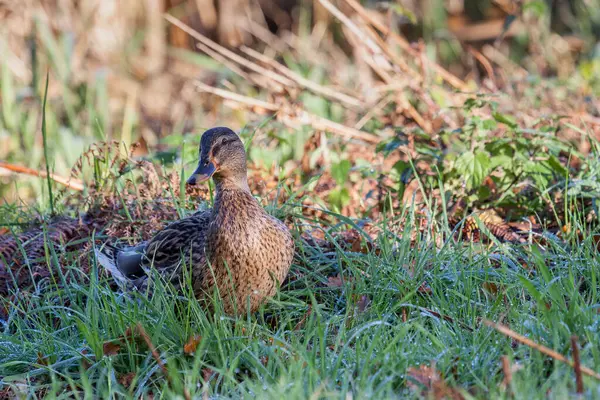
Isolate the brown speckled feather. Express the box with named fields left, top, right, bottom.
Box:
left=197, top=188, right=294, bottom=314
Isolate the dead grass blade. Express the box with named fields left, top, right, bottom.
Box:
left=500, top=355, right=512, bottom=389
left=0, top=161, right=84, bottom=191
left=239, top=45, right=365, bottom=109
left=484, top=320, right=600, bottom=380
left=195, top=81, right=385, bottom=144
left=341, top=0, right=470, bottom=91
left=164, top=14, right=294, bottom=88
left=571, top=336, right=584, bottom=393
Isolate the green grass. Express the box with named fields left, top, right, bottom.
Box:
left=2, top=2, right=600, bottom=397
left=1, top=190, right=599, bottom=398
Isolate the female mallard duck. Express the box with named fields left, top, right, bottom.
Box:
left=95, top=127, right=294, bottom=314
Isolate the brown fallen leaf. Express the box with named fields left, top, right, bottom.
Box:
left=406, top=363, right=464, bottom=400
left=183, top=335, right=202, bottom=355
left=203, top=368, right=215, bottom=381
left=482, top=282, right=500, bottom=295
left=103, top=341, right=121, bottom=357
left=356, top=295, right=371, bottom=313
left=327, top=274, right=344, bottom=288
left=333, top=229, right=374, bottom=253
left=81, top=349, right=93, bottom=370
left=119, top=372, right=136, bottom=388
left=418, top=282, right=432, bottom=295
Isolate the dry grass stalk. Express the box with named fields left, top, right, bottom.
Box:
left=240, top=17, right=288, bottom=53
left=467, top=46, right=496, bottom=87
left=342, top=0, right=469, bottom=91
left=240, top=45, right=365, bottom=109
left=195, top=81, right=384, bottom=144
left=164, top=14, right=295, bottom=88
left=354, top=94, right=392, bottom=129
left=318, top=0, right=383, bottom=57
left=0, top=161, right=84, bottom=191
left=484, top=320, right=600, bottom=380
left=500, top=355, right=512, bottom=389
left=195, top=81, right=277, bottom=113
left=571, top=336, right=584, bottom=394
left=360, top=21, right=422, bottom=82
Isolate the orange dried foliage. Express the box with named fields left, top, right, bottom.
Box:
left=183, top=335, right=202, bottom=355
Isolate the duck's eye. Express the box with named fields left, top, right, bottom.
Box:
left=203, top=160, right=209, bottom=166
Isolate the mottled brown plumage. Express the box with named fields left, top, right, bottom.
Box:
left=95, top=127, right=294, bottom=314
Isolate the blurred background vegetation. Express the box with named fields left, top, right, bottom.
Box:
left=0, top=0, right=599, bottom=217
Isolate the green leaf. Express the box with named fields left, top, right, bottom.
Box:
left=331, top=159, right=352, bottom=185
left=492, top=112, right=518, bottom=129
left=454, top=151, right=491, bottom=189
left=489, top=154, right=513, bottom=170
left=547, top=155, right=568, bottom=176
left=328, top=187, right=350, bottom=211
left=481, top=119, right=498, bottom=131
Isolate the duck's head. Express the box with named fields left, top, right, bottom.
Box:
left=186, top=127, right=248, bottom=189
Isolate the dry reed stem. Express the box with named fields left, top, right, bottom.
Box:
left=240, top=45, right=365, bottom=109
left=195, top=81, right=277, bottom=112
left=164, top=14, right=295, bottom=88
left=360, top=22, right=422, bottom=81
left=0, top=161, right=84, bottom=191
left=500, top=355, right=512, bottom=388
left=342, top=0, right=469, bottom=91
left=354, top=94, right=392, bottom=129
left=571, top=336, right=584, bottom=394
left=484, top=320, right=600, bottom=380
left=240, top=17, right=288, bottom=53
left=318, top=0, right=383, bottom=57
left=195, top=40, right=251, bottom=81
left=195, top=81, right=384, bottom=143
left=467, top=46, right=496, bottom=87
left=481, top=45, right=528, bottom=78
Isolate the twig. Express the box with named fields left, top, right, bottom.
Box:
left=501, top=355, right=512, bottom=388
left=136, top=323, right=191, bottom=400
left=484, top=320, right=600, bottom=380
left=318, top=0, right=382, bottom=56
left=195, top=81, right=277, bottom=112
left=354, top=94, right=392, bottom=129
left=240, top=17, right=288, bottom=53
left=342, top=0, right=470, bottom=91
left=0, top=161, right=84, bottom=191
left=164, top=14, right=295, bottom=88
left=240, top=45, right=365, bottom=109
left=195, top=81, right=384, bottom=143
left=571, top=336, right=584, bottom=394
left=360, top=21, right=422, bottom=81
left=397, top=93, right=432, bottom=133
left=467, top=46, right=496, bottom=87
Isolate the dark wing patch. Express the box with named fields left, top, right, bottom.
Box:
left=142, top=211, right=211, bottom=269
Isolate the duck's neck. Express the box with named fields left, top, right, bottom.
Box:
left=214, top=175, right=250, bottom=193
left=211, top=176, right=259, bottom=222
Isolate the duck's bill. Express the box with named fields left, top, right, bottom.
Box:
left=186, top=162, right=216, bottom=185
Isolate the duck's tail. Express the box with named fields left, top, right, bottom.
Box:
left=94, top=243, right=130, bottom=286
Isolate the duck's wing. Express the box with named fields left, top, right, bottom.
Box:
left=95, top=210, right=211, bottom=288
left=94, top=241, right=147, bottom=286
left=141, top=210, right=211, bottom=270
